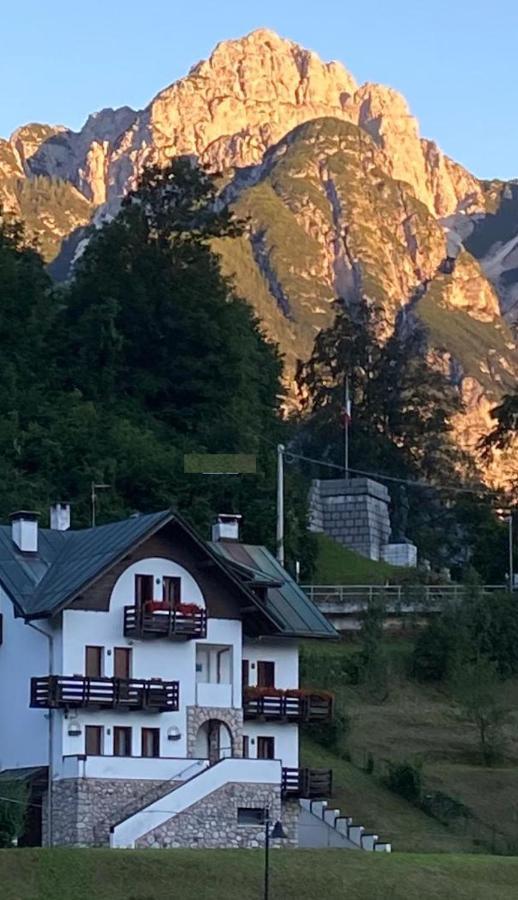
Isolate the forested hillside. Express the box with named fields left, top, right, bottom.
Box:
left=0, top=159, right=513, bottom=582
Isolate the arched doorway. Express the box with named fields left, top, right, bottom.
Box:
left=194, top=719, right=233, bottom=764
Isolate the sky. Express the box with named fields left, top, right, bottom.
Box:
left=2, top=0, right=517, bottom=179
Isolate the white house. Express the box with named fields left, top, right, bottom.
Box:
left=0, top=507, right=336, bottom=848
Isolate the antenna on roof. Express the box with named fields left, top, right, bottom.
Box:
left=91, top=482, right=110, bottom=527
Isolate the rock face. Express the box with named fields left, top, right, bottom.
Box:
left=0, top=28, right=516, bottom=486
left=1, top=29, right=484, bottom=220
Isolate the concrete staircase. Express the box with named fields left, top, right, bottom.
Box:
left=298, top=799, right=391, bottom=852
left=110, top=758, right=281, bottom=848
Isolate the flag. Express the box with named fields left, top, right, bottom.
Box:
left=340, top=398, right=351, bottom=429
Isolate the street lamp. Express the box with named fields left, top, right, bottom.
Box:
left=263, top=807, right=287, bottom=900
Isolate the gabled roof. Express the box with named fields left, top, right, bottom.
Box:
left=0, top=508, right=336, bottom=639
left=209, top=541, right=337, bottom=639
left=0, top=510, right=173, bottom=618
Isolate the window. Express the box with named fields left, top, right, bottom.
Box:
left=257, top=661, right=275, bottom=689
left=242, top=659, right=249, bottom=688
left=257, top=736, right=275, bottom=760
left=163, top=576, right=181, bottom=607
left=113, top=726, right=132, bottom=757
left=85, top=725, right=103, bottom=756
left=141, top=728, right=160, bottom=758
left=237, top=808, right=265, bottom=825
left=135, top=574, right=154, bottom=607
left=242, top=735, right=250, bottom=758
left=114, top=647, right=132, bottom=680
left=85, top=646, right=103, bottom=678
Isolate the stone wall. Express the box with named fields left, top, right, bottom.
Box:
left=45, top=774, right=299, bottom=849
left=44, top=778, right=173, bottom=847
left=186, top=706, right=244, bottom=758
left=135, top=782, right=299, bottom=849
left=309, top=478, right=391, bottom=561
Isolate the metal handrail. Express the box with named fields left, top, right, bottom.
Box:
left=301, top=584, right=512, bottom=607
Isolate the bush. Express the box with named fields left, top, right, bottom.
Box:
left=412, top=612, right=459, bottom=681
left=0, top=780, right=28, bottom=847
left=412, top=589, right=518, bottom=683
left=303, top=697, right=350, bottom=755
left=451, top=658, right=510, bottom=765
left=385, top=760, right=423, bottom=803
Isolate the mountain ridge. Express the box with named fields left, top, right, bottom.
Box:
left=0, top=28, right=516, bottom=488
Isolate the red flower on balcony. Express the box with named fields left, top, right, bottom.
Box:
left=244, top=686, right=334, bottom=700
left=143, top=601, right=203, bottom=615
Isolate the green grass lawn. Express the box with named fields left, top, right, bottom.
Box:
left=301, top=638, right=518, bottom=854
left=2, top=848, right=518, bottom=900
left=301, top=738, right=477, bottom=853
left=313, top=533, right=403, bottom=584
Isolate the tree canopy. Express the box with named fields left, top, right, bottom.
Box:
left=0, top=162, right=314, bottom=570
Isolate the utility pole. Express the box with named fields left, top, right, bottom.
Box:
left=344, top=374, right=350, bottom=479
left=276, top=444, right=285, bottom=566
left=509, top=512, right=514, bottom=593
left=91, top=482, right=110, bottom=527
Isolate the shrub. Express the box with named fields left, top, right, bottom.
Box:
left=412, top=612, right=459, bottom=681
left=451, top=658, right=510, bottom=766
left=385, top=760, right=423, bottom=803
left=0, top=781, right=28, bottom=847
left=303, top=697, right=350, bottom=755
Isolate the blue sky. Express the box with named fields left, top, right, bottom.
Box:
left=2, top=0, right=517, bottom=179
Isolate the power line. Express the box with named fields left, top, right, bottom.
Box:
left=283, top=449, right=498, bottom=498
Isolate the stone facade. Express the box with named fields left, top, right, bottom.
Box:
left=382, top=542, right=418, bottom=568
left=186, top=706, right=244, bottom=758
left=44, top=778, right=174, bottom=847
left=309, top=478, right=391, bottom=561
left=135, top=782, right=298, bottom=849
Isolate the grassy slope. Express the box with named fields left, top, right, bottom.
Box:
left=301, top=739, right=475, bottom=853
left=313, top=532, right=403, bottom=584
left=2, top=849, right=518, bottom=900
left=301, top=639, right=518, bottom=853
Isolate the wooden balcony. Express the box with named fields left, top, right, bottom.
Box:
left=281, top=767, right=333, bottom=799
left=30, top=675, right=179, bottom=712
left=124, top=605, right=207, bottom=640
left=243, top=689, right=334, bottom=723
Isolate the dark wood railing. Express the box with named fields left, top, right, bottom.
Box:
left=124, top=606, right=207, bottom=640
left=243, top=690, right=334, bottom=723
left=30, top=675, right=179, bottom=712
left=281, top=767, right=333, bottom=799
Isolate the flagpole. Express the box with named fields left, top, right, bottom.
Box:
left=344, top=375, right=350, bottom=480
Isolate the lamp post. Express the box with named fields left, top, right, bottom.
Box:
left=263, top=807, right=287, bottom=900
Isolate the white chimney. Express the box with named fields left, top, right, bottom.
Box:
left=10, top=511, right=39, bottom=553
left=211, top=514, right=242, bottom=542
left=50, top=502, right=71, bottom=532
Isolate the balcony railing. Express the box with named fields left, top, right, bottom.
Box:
left=281, top=767, right=333, bottom=799
left=243, top=689, right=334, bottom=723
left=124, top=605, right=207, bottom=640
left=30, top=675, right=179, bottom=712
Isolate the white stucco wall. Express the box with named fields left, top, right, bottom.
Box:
left=0, top=587, right=49, bottom=771
left=0, top=552, right=302, bottom=783
left=242, top=722, right=299, bottom=768
left=243, top=640, right=299, bottom=689
left=57, top=557, right=243, bottom=772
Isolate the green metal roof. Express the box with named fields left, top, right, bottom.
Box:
left=0, top=508, right=336, bottom=639
left=0, top=510, right=173, bottom=618
left=209, top=541, right=337, bottom=639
